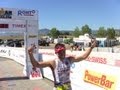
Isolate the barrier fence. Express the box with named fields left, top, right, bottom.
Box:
left=0, top=47, right=120, bottom=90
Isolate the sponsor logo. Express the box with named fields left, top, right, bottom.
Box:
left=84, top=70, right=116, bottom=90
left=0, top=8, right=5, bottom=15
left=86, top=56, right=107, bottom=64
left=0, top=8, right=12, bottom=18
left=12, top=24, right=37, bottom=28
left=12, top=24, right=26, bottom=28
left=31, top=70, right=41, bottom=78
left=0, top=49, right=7, bottom=53
left=0, top=24, right=9, bottom=28
left=18, top=10, right=36, bottom=16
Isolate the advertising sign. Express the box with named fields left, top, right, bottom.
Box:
left=24, top=20, right=42, bottom=80
left=17, top=9, right=38, bottom=20
left=0, top=7, right=42, bottom=80
left=0, top=8, right=12, bottom=19
left=38, top=49, right=120, bottom=90
left=0, top=8, right=38, bottom=20
left=0, top=19, right=38, bottom=32
left=84, top=70, right=116, bottom=90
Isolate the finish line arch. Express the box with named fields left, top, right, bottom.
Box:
left=0, top=8, right=42, bottom=80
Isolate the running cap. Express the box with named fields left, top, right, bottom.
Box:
left=55, top=43, right=66, bottom=54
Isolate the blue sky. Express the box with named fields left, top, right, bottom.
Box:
left=0, top=0, right=120, bottom=30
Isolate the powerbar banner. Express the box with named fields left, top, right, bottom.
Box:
left=84, top=70, right=117, bottom=90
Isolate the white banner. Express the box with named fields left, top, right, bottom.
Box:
left=0, top=8, right=38, bottom=20
left=0, top=7, right=42, bottom=80
left=25, top=20, right=42, bottom=80
left=0, top=48, right=120, bottom=89
left=0, top=19, right=38, bottom=32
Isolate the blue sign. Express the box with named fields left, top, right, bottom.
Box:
left=18, top=10, right=36, bottom=16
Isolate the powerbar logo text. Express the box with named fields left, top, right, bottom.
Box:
left=18, top=10, right=35, bottom=16
left=84, top=70, right=116, bottom=90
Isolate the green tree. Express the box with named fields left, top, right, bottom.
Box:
left=107, top=28, right=115, bottom=39
left=81, top=24, right=91, bottom=35
left=97, top=27, right=107, bottom=37
left=63, top=38, right=73, bottom=44
left=115, top=30, right=120, bottom=37
left=49, top=28, right=60, bottom=38
left=72, top=27, right=81, bottom=37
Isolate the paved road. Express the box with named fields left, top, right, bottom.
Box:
left=0, top=57, right=54, bottom=90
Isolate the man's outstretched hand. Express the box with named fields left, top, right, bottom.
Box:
left=28, top=44, right=36, bottom=53
left=91, top=39, right=96, bottom=48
